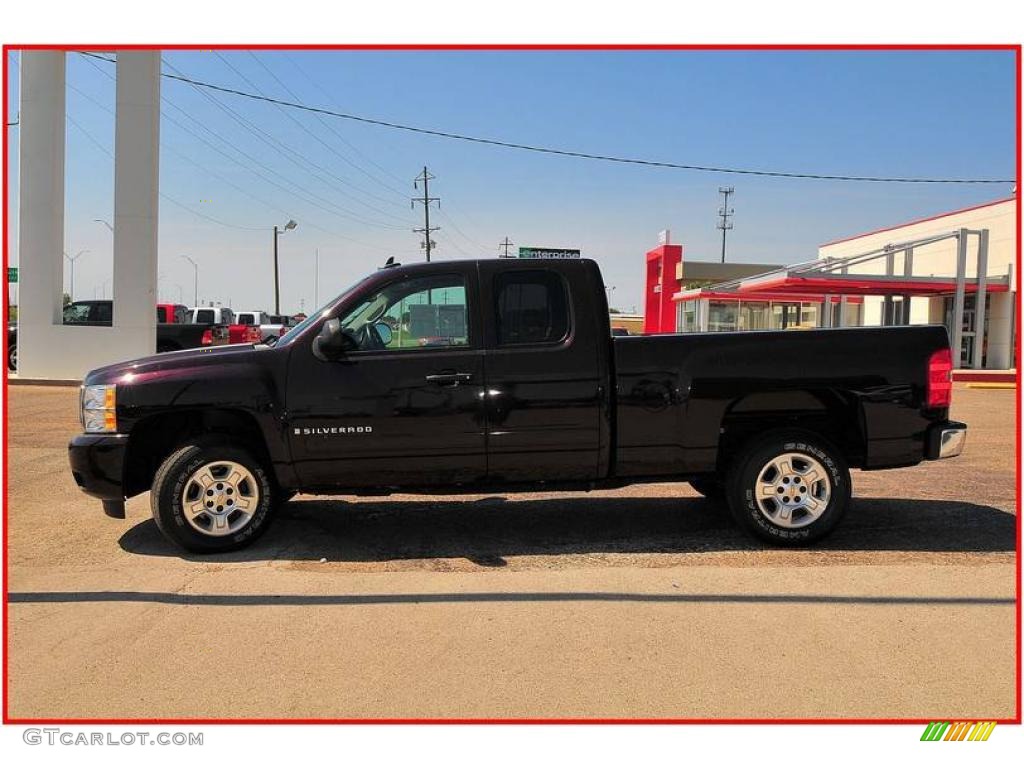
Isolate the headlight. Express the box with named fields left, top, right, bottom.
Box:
left=81, top=384, right=117, bottom=433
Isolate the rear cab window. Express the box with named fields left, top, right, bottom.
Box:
left=495, top=270, right=570, bottom=346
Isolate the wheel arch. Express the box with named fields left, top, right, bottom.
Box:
left=123, top=407, right=274, bottom=497
left=715, top=388, right=867, bottom=473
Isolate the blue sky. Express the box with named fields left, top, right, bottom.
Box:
left=5, top=49, right=1017, bottom=313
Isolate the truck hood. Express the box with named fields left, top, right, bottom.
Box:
left=83, top=343, right=262, bottom=385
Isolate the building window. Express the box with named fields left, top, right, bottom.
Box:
left=708, top=301, right=738, bottom=332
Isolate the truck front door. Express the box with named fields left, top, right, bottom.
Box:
left=285, top=265, right=487, bottom=489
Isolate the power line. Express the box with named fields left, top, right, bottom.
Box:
left=249, top=51, right=411, bottom=200
left=158, top=55, right=410, bottom=231
left=75, top=54, right=395, bottom=250
left=78, top=52, right=1014, bottom=185
left=65, top=112, right=265, bottom=231
left=215, top=51, right=411, bottom=218
left=436, top=207, right=489, bottom=254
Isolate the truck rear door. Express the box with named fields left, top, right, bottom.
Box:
left=478, top=260, right=606, bottom=482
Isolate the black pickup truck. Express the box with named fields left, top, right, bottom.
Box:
left=68, top=258, right=966, bottom=552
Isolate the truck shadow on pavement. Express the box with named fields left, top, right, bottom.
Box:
left=117, top=495, right=1017, bottom=564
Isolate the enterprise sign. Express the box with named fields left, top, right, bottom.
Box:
left=518, top=247, right=581, bottom=260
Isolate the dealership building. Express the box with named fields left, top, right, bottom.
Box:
left=644, top=197, right=1017, bottom=370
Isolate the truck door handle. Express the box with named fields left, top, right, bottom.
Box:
left=425, top=372, right=474, bottom=386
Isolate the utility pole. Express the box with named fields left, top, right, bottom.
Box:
left=314, top=248, right=319, bottom=308
left=499, top=236, right=515, bottom=258
left=412, top=166, right=440, bottom=262
left=717, top=187, right=735, bottom=263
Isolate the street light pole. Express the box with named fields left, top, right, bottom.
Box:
left=314, top=248, right=319, bottom=308
left=273, top=220, right=297, bottom=315
left=180, top=255, right=198, bottom=306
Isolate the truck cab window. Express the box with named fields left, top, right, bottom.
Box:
left=495, top=271, right=569, bottom=345
left=340, top=274, right=470, bottom=351
left=195, top=309, right=215, bottom=324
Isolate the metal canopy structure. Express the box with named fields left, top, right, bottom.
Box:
left=674, top=228, right=1003, bottom=370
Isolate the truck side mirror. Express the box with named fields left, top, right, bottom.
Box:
left=312, top=319, right=358, bottom=361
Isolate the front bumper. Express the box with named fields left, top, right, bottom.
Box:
left=68, top=433, right=129, bottom=502
left=924, top=420, right=967, bottom=460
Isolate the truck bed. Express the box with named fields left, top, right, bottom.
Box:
left=612, top=324, right=951, bottom=476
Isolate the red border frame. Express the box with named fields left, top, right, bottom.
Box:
left=1, top=42, right=1021, bottom=727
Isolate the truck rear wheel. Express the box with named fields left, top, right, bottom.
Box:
left=150, top=441, right=275, bottom=553
left=725, top=430, right=850, bottom=546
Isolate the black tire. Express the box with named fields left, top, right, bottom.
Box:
left=725, top=429, right=850, bottom=546
left=150, top=440, right=275, bottom=553
left=689, top=476, right=726, bottom=501
left=7, top=343, right=16, bottom=372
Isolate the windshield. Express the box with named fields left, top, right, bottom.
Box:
left=276, top=276, right=370, bottom=346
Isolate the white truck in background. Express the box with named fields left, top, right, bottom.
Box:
left=235, top=310, right=292, bottom=343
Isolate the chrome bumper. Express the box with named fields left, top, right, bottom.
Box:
left=925, top=421, right=967, bottom=461
left=937, top=427, right=967, bottom=459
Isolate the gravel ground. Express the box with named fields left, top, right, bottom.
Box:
left=4, top=383, right=1017, bottom=719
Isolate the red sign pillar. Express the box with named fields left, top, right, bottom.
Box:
left=643, top=244, right=682, bottom=334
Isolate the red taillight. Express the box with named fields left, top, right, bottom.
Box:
left=927, top=347, right=953, bottom=408
left=201, top=329, right=213, bottom=346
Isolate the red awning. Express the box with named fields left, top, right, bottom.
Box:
left=740, top=275, right=1009, bottom=297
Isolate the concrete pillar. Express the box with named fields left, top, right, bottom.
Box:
left=111, top=51, right=161, bottom=349
left=15, top=50, right=161, bottom=379
left=16, top=51, right=66, bottom=377
left=986, top=291, right=1014, bottom=370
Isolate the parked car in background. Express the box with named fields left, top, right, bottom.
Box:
left=187, top=306, right=235, bottom=326
left=6, top=301, right=229, bottom=371
left=156, top=303, right=189, bottom=324
left=235, top=310, right=291, bottom=343
left=69, top=258, right=965, bottom=553
left=7, top=323, right=16, bottom=371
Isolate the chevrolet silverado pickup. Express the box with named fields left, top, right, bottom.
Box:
left=68, top=258, right=966, bottom=553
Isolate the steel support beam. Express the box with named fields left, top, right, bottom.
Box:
left=950, top=229, right=969, bottom=366
left=902, top=247, right=914, bottom=324
left=973, top=229, right=989, bottom=369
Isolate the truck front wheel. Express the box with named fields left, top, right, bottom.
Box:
left=725, top=430, right=850, bottom=546
left=150, top=441, right=275, bottom=553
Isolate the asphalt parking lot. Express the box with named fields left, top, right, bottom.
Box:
left=4, top=383, right=1017, bottom=719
